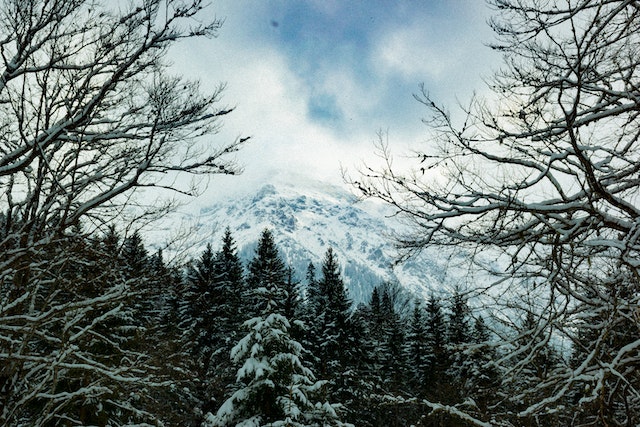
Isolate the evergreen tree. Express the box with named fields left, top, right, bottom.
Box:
left=174, top=241, right=221, bottom=417
left=466, top=315, right=499, bottom=420
left=213, top=227, right=245, bottom=320
left=344, top=302, right=381, bottom=426
left=206, top=228, right=246, bottom=411
left=101, top=224, right=121, bottom=256
left=506, top=309, right=562, bottom=427
left=305, top=262, right=318, bottom=299
left=567, top=275, right=640, bottom=425
left=423, top=294, right=450, bottom=402
left=282, top=267, right=301, bottom=324
left=315, top=248, right=365, bottom=422
left=446, top=288, right=472, bottom=402
left=121, top=231, right=149, bottom=279
left=143, top=247, right=202, bottom=425
left=121, top=231, right=157, bottom=340
left=204, top=313, right=346, bottom=427
left=316, top=248, right=353, bottom=373
left=448, top=289, right=471, bottom=346
left=405, top=300, right=428, bottom=394
left=205, top=233, right=345, bottom=426
left=297, top=262, right=321, bottom=369
left=184, top=242, right=217, bottom=362
left=369, top=286, right=382, bottom=325
left=379, top=288, right=407, bottom=392
left=246, top=229, right=288, bottom=316
left=363, top=285, right=385, bottom=380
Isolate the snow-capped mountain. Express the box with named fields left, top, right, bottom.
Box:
left=191, top=174, right=458, bottom=304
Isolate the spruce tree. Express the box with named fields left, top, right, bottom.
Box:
left=424, top=294, right=449, bottom=401
left=213, top=227, right=245, bottom=321
left=121, top=231, right=149, bottom=279
left=379, top=288, right=407, bottom=392
left=121, top=231, right=155, bottom=342
left=184, top=243, right=217, bottom=364
left=211, top=227, right=245, bottom=344
left=315, top=248, right=366, bottom=422
left=446, top=288, right=472, bottom=402
left=282, top=267, right=301, bottom=324
left=316, top=248, right=353, bottom=373
left=297, top=262, right=321, bottom=369
left=508, top=309, right=562, bottom=426
left=467, top=315, right=499, bottom=420
left=405, top=300, right=428, bottom=394
left=205, top=232, right=345, bottom=426
left=246, top=229, right=288, bottom=315
left=206, top=228, right=246, bottom=410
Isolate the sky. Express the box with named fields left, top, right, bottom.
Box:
left=167, top=1, right=500, bottom=204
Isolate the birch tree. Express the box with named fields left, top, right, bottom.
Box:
left=0, top=0, right=245, bottom=424
left=355, top=0, right=640, bottom=424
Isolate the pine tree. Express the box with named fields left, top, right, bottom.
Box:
left=316, top=248, right=353, bottom=373
left=466, top=316, right=499, bottom=420
left=424, top=294, right=450, bottom=402
left=370, top=286, right=382, bottom=324
left=344, top=301, right=381, bottom=425
left=246, top=229, right=288, bottom=316
left=448, top=289, right=471, bottom=346
left=297, top=262, right=321, bottom=370
left=213, top=227, right=245, bottom=322
left=379, top=288, right=407, bottom=392
left=184, top=243, right=217, bottom=363
left=364, top=285, right=385, bottom=378
left=121, top=231, right=149, bottom=279
left=120, top=231, right=154, bottom=342
left=506, top=308, right=562, bottom=426
left=405, top=300, right=428, bottom=394
left=211, top=227, right=245, bottom=340
left=206, top=228, right=246, bottom=412
left=305, top=262, right=318, bottom=302
left=143, top=247, right=202, bottom=425
left=101, top=224, right=121, bottom=256
left=204, top=313, right=348, bottom=427
left=282, top=267, right=301, bottom=324
left=446, top=288, right=472, bottom=402
left=315, top=248, right=366, bottom=422
left=205, top=233, right=345, bottom=426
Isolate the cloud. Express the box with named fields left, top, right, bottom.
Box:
left=163, top=0, right=501, bottom=208
left=375, top=26, right=452, bottom=81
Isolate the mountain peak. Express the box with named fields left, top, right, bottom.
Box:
left=195, top=176, right=447, bottom=304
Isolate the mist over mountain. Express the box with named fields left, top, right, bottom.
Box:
left=191, top=174, right=461, bottom=304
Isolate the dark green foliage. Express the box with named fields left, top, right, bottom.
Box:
left=205, top=228, right=246, bottom=412
left=246, top=229, right=288, bottom=315
left=466, top=316, right=499, bottom=420
left=0, top=227, right=176, bottom=426
left=379, top=288, right=407, bottom=391
left=183, top=242, right=217, bottom=360
left=567, top=275, right=640, bottom=426
left=316, top=248, right=354, bottom=373
left=405, top=300, right=429, bottom=393
left=10, top=225, right=623, bottom=426
left=424, top=294, right=450, bottom=401
left=446, top=289, right=472, bottom=402
left=214, top=227, right=245, bottom=323
left=122, top=231, right=149, bottom=279
left=448, top=289, right=471, bottom=346
left=205, top=232, right=345, bottom=426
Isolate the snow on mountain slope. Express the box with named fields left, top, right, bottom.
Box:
left=191, top=174, right=457, bottom=304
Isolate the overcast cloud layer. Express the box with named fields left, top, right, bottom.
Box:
left=167, top=1, right=499, bottom=203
